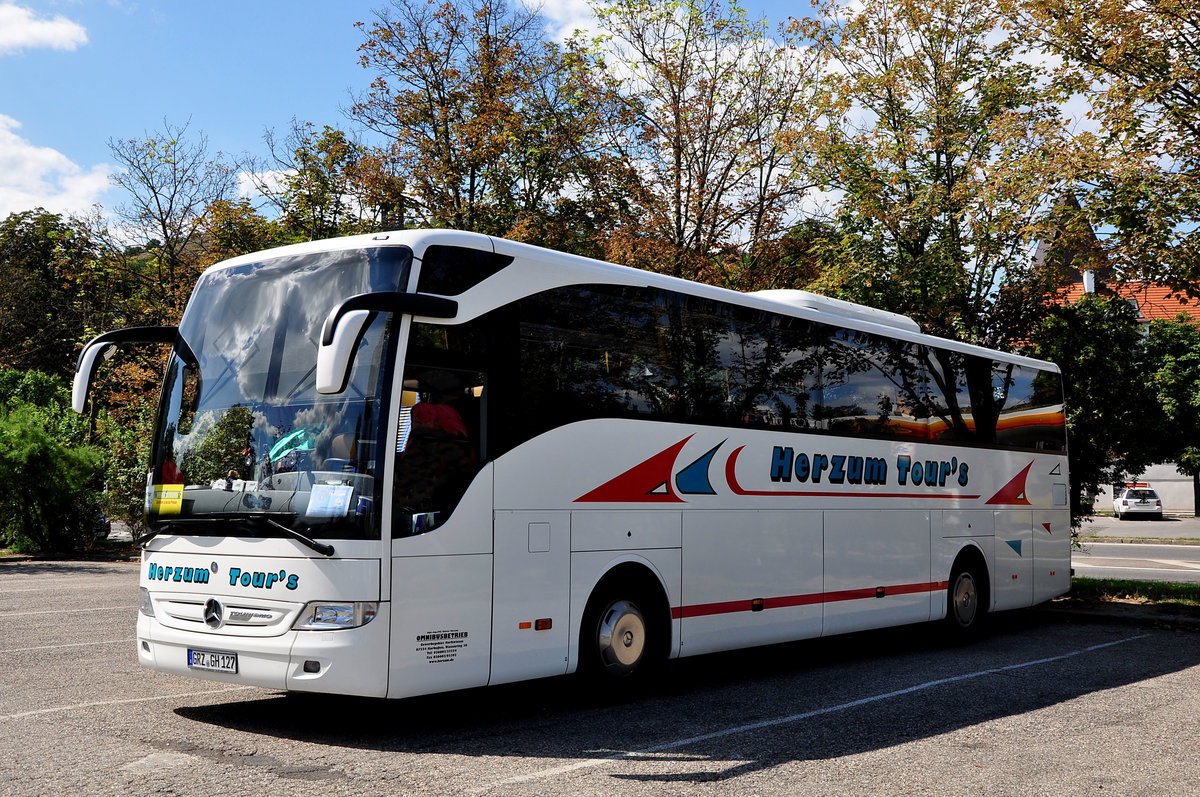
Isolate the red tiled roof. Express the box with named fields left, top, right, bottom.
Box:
left=1056, top=281, right=1200, bottom=322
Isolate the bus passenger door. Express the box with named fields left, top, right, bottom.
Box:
left=490, top=511, right=571, bottom=684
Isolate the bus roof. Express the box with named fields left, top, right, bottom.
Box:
left=206, top=229, right=1061, bottom=374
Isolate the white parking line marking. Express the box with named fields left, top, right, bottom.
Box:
left=0, top=686, right=259, bottom=721
left=0, top=605, right=135, bottom=617
left=1, top=638, right=136, bottom=654
left=1073, top=563, right=1200, bottom=573
left=478, top=634, right=1151, bottom=792
left=1149, top=560, right=1200, bottom=570
left=0, top=586, right=123, bottom=594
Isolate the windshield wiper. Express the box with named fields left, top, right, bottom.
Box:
left=263, top=517, right=335, bottom=557
left=140, top=516, right=335, bottom=557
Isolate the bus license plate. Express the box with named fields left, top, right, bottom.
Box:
left=188, top=648, right=238, bottom=673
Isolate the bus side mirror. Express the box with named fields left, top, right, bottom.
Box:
left=73, top=341, right=114, bottom=414
left=316, top=310, right=373, bottom=394
left=316, top=292, right=459, bottom=395
left=72, top=326, right=180, bottom=414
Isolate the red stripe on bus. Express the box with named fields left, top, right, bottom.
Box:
left=671, top=581, right=950, bottom=619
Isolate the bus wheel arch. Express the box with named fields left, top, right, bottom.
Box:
left=946, top=545, right=990, bottom=636
left=579, top=562, right=670, bottom=680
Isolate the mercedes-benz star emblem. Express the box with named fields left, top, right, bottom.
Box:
left=203, top=598, right=224, bottom=629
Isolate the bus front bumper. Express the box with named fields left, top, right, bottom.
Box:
left=136, top=604, right=390, bottom=698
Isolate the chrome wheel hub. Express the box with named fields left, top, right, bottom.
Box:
left=952, top=572, right=978, bottom=627
left=596, top=599, right=646, bottom=675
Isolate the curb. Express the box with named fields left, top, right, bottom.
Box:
left=1034, top=603, right=1200, bottom=632
left=1079, top=537, right=1200, bottom=546
left=0, top=552, right=140, bottom=564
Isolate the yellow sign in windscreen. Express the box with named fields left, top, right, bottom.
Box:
left=151, top=484, right=184, bottom=515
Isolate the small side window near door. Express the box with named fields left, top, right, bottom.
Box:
left=393, top=365, right=486, bottom=536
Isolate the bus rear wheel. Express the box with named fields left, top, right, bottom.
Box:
left=947, top=559, right=987, bottom=636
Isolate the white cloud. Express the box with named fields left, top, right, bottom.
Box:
left=529, top=0, right=598, bottom=42
left=0, top=3, right=88, bottom=55
left=0, top=114, right=111, bottom=217
left=237, top=169, right=292, bottom=201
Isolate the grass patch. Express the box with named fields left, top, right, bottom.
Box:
left=0, top=537, right=136, bottom=560
left=1069, top=577, right=1200, bottom=610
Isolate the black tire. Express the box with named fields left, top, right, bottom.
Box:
left=580, top=581, right=662, bottom=682
left=946, top=556, right=988, bottom=637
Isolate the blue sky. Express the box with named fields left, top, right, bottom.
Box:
left=0, top=0, right=798, bottom=220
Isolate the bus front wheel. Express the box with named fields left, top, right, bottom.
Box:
left=594, top=598, right=647, bottom=676
left=581, top=580, right=663, bottom=681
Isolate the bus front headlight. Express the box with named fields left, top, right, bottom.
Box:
left=139, top=587, right=155, bottom=617
left=293, top=601, right=378, bottom=630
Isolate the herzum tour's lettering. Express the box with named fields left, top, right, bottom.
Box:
left=769, top=447, right=969, bottom=489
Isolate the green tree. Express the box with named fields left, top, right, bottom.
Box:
left=0, top=386, right=104, bottom=553
left=0, top=369, right=90, bottom=445
left=351, top=0, right=630, bottom=247
left=202, top=198, right=284, bottom=261
left=1005, top=0, right=1200, bottom=293
left=806, top=0, right=1074, bottom=347
left=245, top=121, right=373, bottom=241
left=107, top=118, right=238, bottom=316
left=0, top=209, right=100, bottom=376
left=1143, top=315, right=1200, bottom=515
left=593, top=0, right=822, bottom=285
left=1030, top=295, right=1159, bottom=523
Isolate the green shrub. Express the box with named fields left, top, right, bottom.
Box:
left=96, top=399, right=155, bottom=534
left=0, top=405, right=105, bottom=553
left=0, top=369, right=89, bottom=445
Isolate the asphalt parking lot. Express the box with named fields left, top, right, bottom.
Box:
left=3, top=560, right=1199, bottom=796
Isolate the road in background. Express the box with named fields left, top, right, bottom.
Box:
left=1074, top=542, right=1200, bottom=583
left=3, top=560, right=1199, bottom=796
left=1081, top=514, right=1200, bottom=540
left=1073, top=516, right=1200, bottom=582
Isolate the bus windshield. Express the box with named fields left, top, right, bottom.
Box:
left=148, top=246, right=412, bottom=541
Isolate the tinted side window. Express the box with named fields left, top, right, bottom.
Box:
left=515, top=285, right=669, bottom=434
left=722, top=311, right=824, bottom=430
left=514, top=286, right=828, bottom=435
left=417, top=245, right=513, bottom=295
left=928, top=350, right=982, bottom=444
left=401, top=282, right=1066, bottom=459
left=818, top=327, right=930, bottom=440
left=928, top=351, right=1065, bottom=451
left=996, top=363, right=1067, bottom=451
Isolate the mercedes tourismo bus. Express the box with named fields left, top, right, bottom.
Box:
left=73, top=229, right=1070, bottom=699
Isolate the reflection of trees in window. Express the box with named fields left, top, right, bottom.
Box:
left=414, top=281, right=1065, bottom=456
left=179, top=405, right=253, bottom=485
left=726, top=314, right=824, bottom=430
left=660, top=294, right=726, bottom=423
left=722, top=309, right=785, bottom=427
left=819, top=328, right=928, bottom=437
left=518, top=287, right=664, bottom=427
left=927, top=352, right=1066, bottom=450
left=997, top=364, right=1066, bottom=451
left=928, top=351, right=1008, bottom=443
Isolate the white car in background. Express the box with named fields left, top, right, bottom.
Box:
left=1113, top=487, right=1163, bottom=521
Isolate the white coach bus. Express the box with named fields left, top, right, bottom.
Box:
left=73, top=230, right=1070, bottom=699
